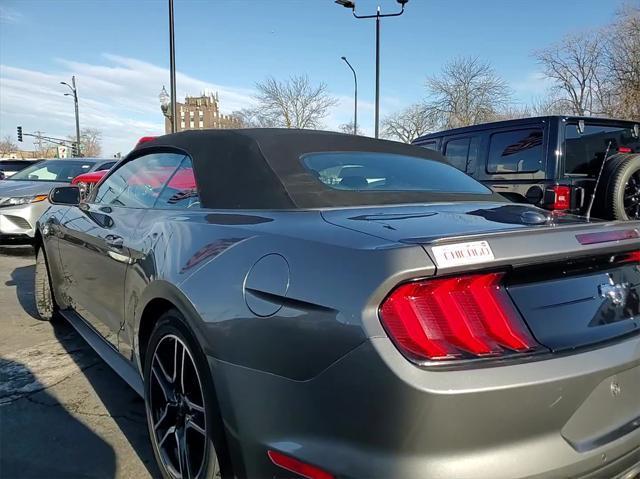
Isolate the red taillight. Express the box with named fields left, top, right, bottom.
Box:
left=268, top=451, right=334, bottom=479
left=550, top=185, right=571, bottom=210
left=136, top=136, right=157, bottom=147
left=379, top=272, right=540, bottom=361
left=618, top=146, right=632, bottom=153
left=619, top=250, right=640, bottom=264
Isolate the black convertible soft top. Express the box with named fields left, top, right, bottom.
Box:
left=136, top=128, right=501, bottom=209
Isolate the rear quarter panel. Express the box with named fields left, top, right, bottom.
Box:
left=126, top=209, right=433, bottom=380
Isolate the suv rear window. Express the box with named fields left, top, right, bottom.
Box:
left=487, top=128, right=543, bottom=173
left=565, top=123, right=640, bottom=176
left=302, top=151, right=491, bottom=194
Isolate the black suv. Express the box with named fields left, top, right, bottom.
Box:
left=413, top=116, right=640, bottom=220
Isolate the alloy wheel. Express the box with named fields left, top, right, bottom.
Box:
left=623, top=169, right=640, bottom=219
left=149, top=334, right=208, bottom=479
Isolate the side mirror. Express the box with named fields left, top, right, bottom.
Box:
left=49, top=186, right=80, bottom=206
left=634, top=124, right=639, bottom=139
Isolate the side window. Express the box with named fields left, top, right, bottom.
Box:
left=421, top=141, right=438, bottom=151
left=93, top=152, right=185, bottom=208
left=467, top=136, right=480, bottom=175
left=444, top=138, right=471, bottom=171
left=487, top=128, right=543, bottom=173
left=155, top=156, right=201, bottom=209
left=96, top=161, right=116, bottom=171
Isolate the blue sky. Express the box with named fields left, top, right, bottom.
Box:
left=0, top=0, right=626, bottom=155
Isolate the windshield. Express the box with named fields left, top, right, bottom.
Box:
left=302, top=151, right=492, bottom=194
left=8, top=160, right=95, bottom=182
left=0, top=161, right=36, bottom=173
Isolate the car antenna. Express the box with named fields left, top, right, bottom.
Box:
left=585, top=140, right=612, bottom=222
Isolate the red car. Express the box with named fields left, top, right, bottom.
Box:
left=71, top=169, right=108, bottom=197
left=71, top=161, right=197, bottom=201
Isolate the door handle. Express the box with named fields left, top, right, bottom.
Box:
left=105, top=235, right=124, bottom=248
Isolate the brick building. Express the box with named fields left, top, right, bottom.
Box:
left=164, top=92, right=242, bottom=134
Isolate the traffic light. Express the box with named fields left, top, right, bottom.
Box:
left=17, top=126, right=23, bottom=142
left=71, top=142, right=79, bottom=157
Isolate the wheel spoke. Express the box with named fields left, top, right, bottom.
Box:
left=180, top=344, right=186, bottom=395
left=158, top=425, right=176, bottom=448
left=172, top=337, right=179, bottom=382
left=152, top=362, right=174, bottom=402
left=186, top=417, right=206, bottom=437
left=184, top=396, right=205, bottom=414
left=154, top=404, right=174, bottom=433
left=176, top=427, right=192, bottom=479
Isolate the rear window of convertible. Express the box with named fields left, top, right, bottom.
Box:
left=301, top=151, right=491, bottom=194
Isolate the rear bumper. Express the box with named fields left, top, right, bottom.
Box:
left=211, top=334, right=640, bottom=479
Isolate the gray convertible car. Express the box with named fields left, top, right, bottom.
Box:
left=35, top=129, right=640, bottom=479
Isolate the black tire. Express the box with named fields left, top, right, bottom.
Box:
left=143, top=310, right=229, bottom=479
left=600, top=154, right=640, bottom=220
left=34, top=246, right=57, bottom=321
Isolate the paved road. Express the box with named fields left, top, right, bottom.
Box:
left=0, top=246, right=159, bottom=479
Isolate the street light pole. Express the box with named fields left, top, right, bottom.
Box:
left=335, top=0, right=409, bottom=139
left=375, top=10, right=380, bottom=139
left=168, top=0, right=177, bottom=133
left=341, top=56, right=358, bottom=135
left=61, top=76, right=81, bottom=156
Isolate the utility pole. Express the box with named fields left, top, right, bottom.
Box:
left=168, top=0, right=177, bottom=133
left=375, top=9, right=380, bottom=138
left=341, top=56, right=358, bottom=135
left=61, top=76, right=81, bottom=156
left=33, top=130, right=45, bottom=152
left=335, top=0, right=409, bottom=138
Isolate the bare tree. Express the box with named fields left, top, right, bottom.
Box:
left=534, top=32, right=608, bottom=116
left=425, top=56, right=511, bottom=128
left=604, top=4, right=640, bottom=120
left=528, top=95, right=573, bottom=116
left=70, top=128, right=102, bottom=157
left=495, top=105, right=533, bottom=121
left=232, top=108, right=279, bottom=128
left=0, top=135, right=17, bottom=157
left=248, top=75, right=338, bottom=129
left=497, top=95, right=571, bottom=120
left=338, top=121, right=364, bottom=136
left=382, top=104, right=438, bottom=143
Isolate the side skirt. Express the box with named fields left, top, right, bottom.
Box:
left=59, top=309, right=144, bottom=397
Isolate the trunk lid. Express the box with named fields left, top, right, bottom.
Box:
left=321, top=202, right=587, bottom=244
left=322, top=202, right=640, bottom=352
left=505, top=256, right=640, bottom=352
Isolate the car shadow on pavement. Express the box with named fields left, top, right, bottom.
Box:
left=6, top=264, right=39, bottom=320
left=7, top=263, right=160, bottom=478
left=0, top=245, right=34, bottom=257
left=0, top=356, right=117, bottom=478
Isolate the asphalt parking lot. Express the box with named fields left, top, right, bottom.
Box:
left=0, top=247, right=159, bottom=479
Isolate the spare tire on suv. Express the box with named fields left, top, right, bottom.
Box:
left=598, top=153, right=640, bottom=220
